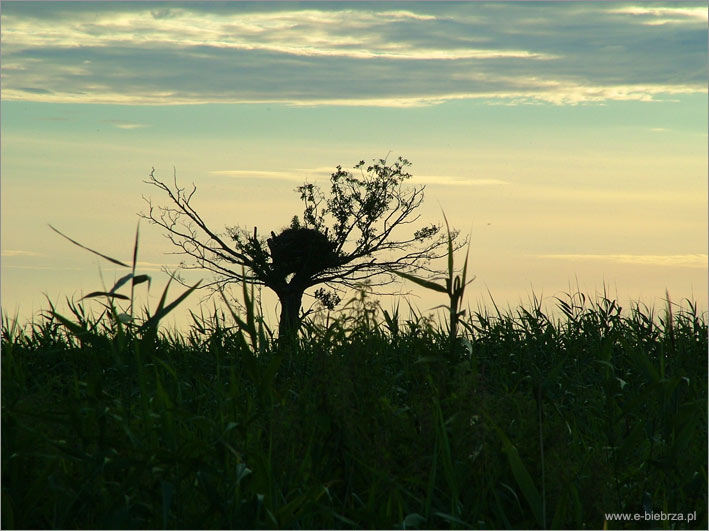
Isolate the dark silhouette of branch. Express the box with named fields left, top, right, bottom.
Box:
left=141, top=157, right=462, bottom=337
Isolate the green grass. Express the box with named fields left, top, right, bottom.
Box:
left=2, top=286, right=706, bottom=529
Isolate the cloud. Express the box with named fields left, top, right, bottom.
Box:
left=2, top=249, right=41, bottom=257
left=17, top=87, right=53, bottom=95
left=413, top=176, right=509, bottom=187
left=1, top=7, right=553, bottom=61
left=520, top=185, right=703, bottom=205
left=610, top=6, right=708, bottom=25
left=538, top=254, right=708, bottom=268
left=210, top=166, right=337, bottom=182
left=210, top=168, right=510, bottom=187
left=1, top=3, right=705, bottom=106
left=96, top=261, right=184, bottom=273
left=134, top=261, right=182, bottom=272
left=209, top=170, right=310, bottom=182
left=1, top=265, right=58, bottom=270
left=103, top=120, right=150, bottom=130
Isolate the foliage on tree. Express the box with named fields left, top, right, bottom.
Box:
left=142, top=156, right=457, bottom=337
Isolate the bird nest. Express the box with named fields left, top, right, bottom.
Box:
left=267, top=227, right=339, bottom=277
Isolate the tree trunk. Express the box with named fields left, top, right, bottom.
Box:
left=278, top=289, right=303, bottom=340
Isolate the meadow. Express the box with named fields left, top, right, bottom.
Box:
left=2, top=272, right=706, bottom=529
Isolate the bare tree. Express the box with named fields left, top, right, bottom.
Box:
left=142, top=156, right=457, bottom=338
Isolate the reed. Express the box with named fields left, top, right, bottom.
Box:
left=2, top=229, right=706, bottom=529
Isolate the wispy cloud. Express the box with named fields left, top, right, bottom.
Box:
left=1, top=265, right=78, bottom=271
left=99, top=261, right=183, bottom=273
left=610, top=6, right=708, bottom=25
left=413, top=175, right=509, bottom=187
left=2, top=249, right=41, bottom=257
left=538, top=254, right=708, bottom=268
left=0, top=8, right=555, bottom=61
left=103, top=120, right=150, bottom=130
left=209, top=167, right=332, bottom=182
left=210, top=168, right=509, bottom=187
left=1, top=3, right=705, bottom=106
left=126, top=261, right=182, bottom=272
left=523, top=186, right=703, bottom=205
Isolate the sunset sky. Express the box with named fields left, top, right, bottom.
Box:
left=2, top=1, right=707, bottom=329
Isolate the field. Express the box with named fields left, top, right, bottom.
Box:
left=2, top=281, right=706, bottom=530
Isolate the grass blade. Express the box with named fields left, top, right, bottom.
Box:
left=49, top=224, right=130, bottom=267
left=139, top=280, right=201, bottom=334
left=80, top=291, right=130, bottom=301
left=392, top=270, right=447, bottom=293
left=132, top=274, right=151, bottom=288
left=109, top=273, right=136, bottom=294
left=493, top=424, right=544, bottom=528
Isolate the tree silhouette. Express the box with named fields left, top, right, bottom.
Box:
left=142, top=156, right=456, bottom=338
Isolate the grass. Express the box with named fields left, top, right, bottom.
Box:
left=1, top=228, right=707, bottom=529
left=2, top=287, right=706, bottom=529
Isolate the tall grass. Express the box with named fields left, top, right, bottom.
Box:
left=2, top=227, right=706, bottom=529
left=3, top=286, right=706, bottom=529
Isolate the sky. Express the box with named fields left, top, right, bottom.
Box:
left=1, top=1, right=707, bottom=331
